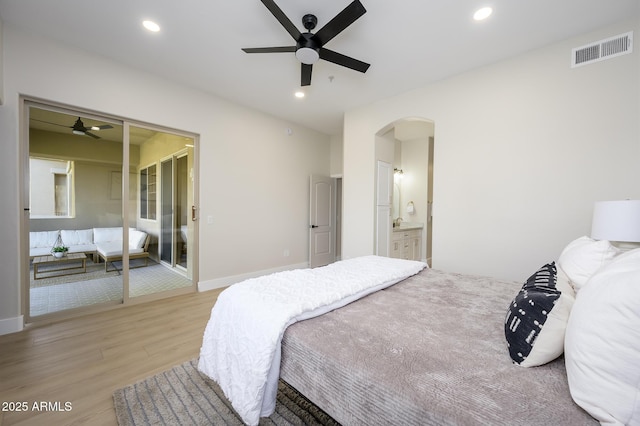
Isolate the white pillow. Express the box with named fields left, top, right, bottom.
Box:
left=557, top=236, right=619, bottom=291
left=93, top=227, right=123, bottom=244
left=129, top=230, right=147, bottom=249
left=29, top=230, right=59, bottom=248
left=61, top=229, right=93, bottom=245
left=564, top=249, right=640, bottom=425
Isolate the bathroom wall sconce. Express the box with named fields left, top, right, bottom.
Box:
left=394, top=168, right=404, bottom=176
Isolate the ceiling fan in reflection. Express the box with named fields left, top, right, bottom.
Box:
left=33, top=117, right=113, bottom=139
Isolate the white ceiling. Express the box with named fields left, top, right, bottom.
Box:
left=1, top=0, right=638, bottom=135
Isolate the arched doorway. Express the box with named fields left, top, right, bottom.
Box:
left=374, top=118, right=434, bottom=266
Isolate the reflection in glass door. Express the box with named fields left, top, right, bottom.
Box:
left=161, top=158, right=173, bottom=265
left=127, top=125, right=195, bottom=300
left=160, top=154, right=190, bottom=271
left=27, top=104, right=124, bottom=319
left=176, top=155, right=189, bottom=270
left=24, top=102, right=196, bottom=321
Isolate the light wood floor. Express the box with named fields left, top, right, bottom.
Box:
left=0, top=288, right=224, bottom=425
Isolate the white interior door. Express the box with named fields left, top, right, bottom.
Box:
left=309, top=175, right=335, bottom=268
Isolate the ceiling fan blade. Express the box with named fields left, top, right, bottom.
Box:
left=301, top=63, right=313, bottom=86
left=94, top=124, right=113, bottom=130
left=312, top=0, right=366, bottom=46
left=32, top=117, right=108, bottom=138
left=31, top=118, right=71, bottom=128
left=319, top=48, right=370, bottom=73
left=259, top=0, right=301, bottom=40
left=242, top=46, right=296, bottom=54
left=84, top=131, right=100, bottom=139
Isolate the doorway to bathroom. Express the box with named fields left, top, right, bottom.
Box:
left=375, top=118, right=434, bottom=266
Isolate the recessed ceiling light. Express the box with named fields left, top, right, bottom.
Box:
left=143, top=20, right=161, bottom=32
left=473, top=7, right=493, bottom=21
left=294, top=91, right=305, bottom=99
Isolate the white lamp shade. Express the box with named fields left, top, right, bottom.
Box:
left=591, top=200, right=640, bottom=242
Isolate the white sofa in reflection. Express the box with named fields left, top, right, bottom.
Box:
left=94, top=227, right=150, bottom=272
left=29, top=227, right=150, bottom=271
left=61, top=229, right=100, bottom=259
left=30, top=230, right=70, bottom=257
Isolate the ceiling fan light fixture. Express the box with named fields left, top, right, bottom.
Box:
left=295, top=47, right=319, bottom=65
left=72, top=117, right=87, bottom=135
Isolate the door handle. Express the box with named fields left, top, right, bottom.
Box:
left=192, top=206, right=197, bottom=221
left=310, top=225, right=319, bottom=228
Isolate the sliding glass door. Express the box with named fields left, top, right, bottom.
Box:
left=24, top=101, right=197, bottom=321
left=27, top=104, right=124, bottom=318
left=176, top=154, right=190, bottom=270
left=159, top=153, right=191, bottom=271
left=161, top=158, right=173, bottom=264
left=127, top=125, right=195, bottom=301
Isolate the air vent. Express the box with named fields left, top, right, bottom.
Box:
left=571, top=31, right=633, bottom=68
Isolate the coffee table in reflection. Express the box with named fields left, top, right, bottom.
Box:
left=33, top=253, right=87, bottom=280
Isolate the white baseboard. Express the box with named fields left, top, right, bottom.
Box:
left=0, top=315, right=24, bottom=336
left=198, top=262, right=309, bottom=292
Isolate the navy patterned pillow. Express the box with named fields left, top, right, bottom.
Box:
left=505, top=262, right=575, bottom=367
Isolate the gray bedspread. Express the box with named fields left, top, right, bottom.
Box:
left=280, top=268, right=596, bottom=425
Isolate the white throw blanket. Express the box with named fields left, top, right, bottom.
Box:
left=197, top=255, right=426, bottom=425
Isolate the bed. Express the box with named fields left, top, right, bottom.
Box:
left=279, top=267, right=594, bottom=425
left=199, top=246, right=640, bottom=426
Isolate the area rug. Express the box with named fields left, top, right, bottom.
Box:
left=30, top=258, right=153, bottom=287
left=30, top=259, right=120, bottom=287
left=113, top=359, right=340, bottom=426
left=29, top=259, right=193, bottom=316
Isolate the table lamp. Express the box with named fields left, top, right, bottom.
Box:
left=591, top=200, right=640, bottom=249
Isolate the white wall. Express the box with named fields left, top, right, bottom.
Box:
left=29, top=128, right=132, bottom=231
left=343, top=18, right=640, bottom=282
left=0, top=15, right=4, bottom=105
left=329, top=134, right=343, bottom=177
left=0, top=27, right=330, bottom=332
left=29, top=158, right=64, bottom=216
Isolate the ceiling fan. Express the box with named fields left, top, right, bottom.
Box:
left=32, top=117, right=113, bottom=139
left=242, top=0, right=370, bottom=86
